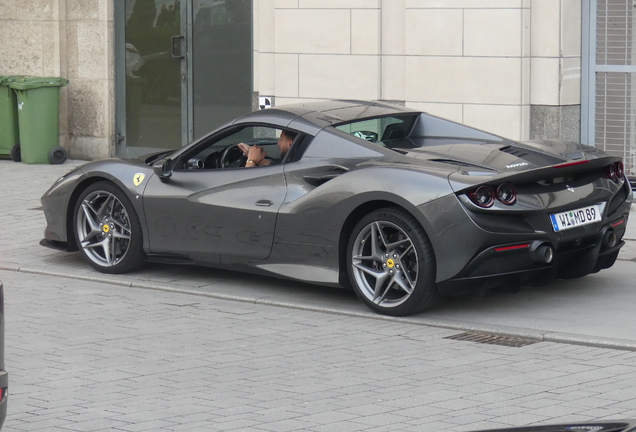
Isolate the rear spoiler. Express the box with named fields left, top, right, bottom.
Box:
left=448, top=155, right=620, bottom=193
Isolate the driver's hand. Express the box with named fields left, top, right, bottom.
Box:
left=247, top=145, right=266, bottom=164
left=238, top=143, right=250, bottom=156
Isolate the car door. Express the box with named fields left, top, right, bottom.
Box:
left=142, top=125, right=287, bottom=263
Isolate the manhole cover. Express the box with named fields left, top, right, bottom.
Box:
left=444, top=332, right=539, bottom=347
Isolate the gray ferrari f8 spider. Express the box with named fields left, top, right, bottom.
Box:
left=41, top=100, right=633, bottom=316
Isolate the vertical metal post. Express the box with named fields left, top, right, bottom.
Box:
left=114, top=0, right=127, bottom=157
left=186, top=1, right=194, bottom=144
left=179, top=0, right=190, bottom=147
left=630, top=1, right=636, bottom=174
left=581, top=0, right=596, bottom=146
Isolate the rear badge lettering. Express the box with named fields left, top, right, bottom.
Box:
left=133, top=173, right=145, bottom=187
left=506, top=162, right=528, bottom=169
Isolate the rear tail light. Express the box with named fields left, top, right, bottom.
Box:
left=617, top=161, right=625, bottom=180
left=469, top=186, right=495, bottom=208
left=607, top=163, right=617, bottom=182
left=468, top=183, right=517, bottom=207
left=496, top=183, right=517, bottom=205
left=606, top=162, right=625, bottom=183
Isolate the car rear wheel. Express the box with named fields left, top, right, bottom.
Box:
left=347, top=208, right=440, bottom=316
left=73, top=182, right=144, bottom=274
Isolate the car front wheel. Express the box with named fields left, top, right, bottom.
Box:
left=347, top=208, right=439, bottom=316
left=73, top=181, right=144, bottom=274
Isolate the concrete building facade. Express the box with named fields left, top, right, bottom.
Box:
left=0, top=0, right=633, bottom=175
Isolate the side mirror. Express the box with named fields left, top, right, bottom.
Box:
left=153, top=158, right=173, bottom=180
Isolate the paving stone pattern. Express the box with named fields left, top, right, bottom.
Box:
left=4, top=269, right=636, bottom=432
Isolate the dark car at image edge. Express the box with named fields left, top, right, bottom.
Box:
left=40, top=100, right=633, bottom=316
left=478, top=421, right=636, bottom=432
left=0, top=281, right=8, bottom=429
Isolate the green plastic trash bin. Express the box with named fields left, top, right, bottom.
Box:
left=0, top=76, right=22, bottom=161
left=7, top=77, right=69, bottom=164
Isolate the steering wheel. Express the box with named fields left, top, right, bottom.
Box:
left=220, top=145, right=247, bottom=168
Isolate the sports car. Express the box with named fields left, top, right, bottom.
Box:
left=40, top=100, right=633, bottom=316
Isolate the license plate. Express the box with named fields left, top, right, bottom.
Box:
left=550, top=205, right=602, bottom=232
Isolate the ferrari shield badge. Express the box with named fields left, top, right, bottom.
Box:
left=133, top=173, right=145, bottom=187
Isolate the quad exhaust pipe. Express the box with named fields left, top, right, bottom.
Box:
left=531, top=242, right=554, bottom=265
left=602, top=228, right=617, bottom=249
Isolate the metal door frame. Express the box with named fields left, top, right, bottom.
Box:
left=114, top=0, right=127, bottom=155
left=581, top=0, right=594, bottom=145
left=114, top=0, right=190, bottom=158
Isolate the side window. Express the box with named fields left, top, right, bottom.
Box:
left=180, top=125, right=284, bottom=170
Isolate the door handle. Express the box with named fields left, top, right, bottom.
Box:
left=255, top=199, right=273, bottom=207
left=171, top=35, right=184, bottom=59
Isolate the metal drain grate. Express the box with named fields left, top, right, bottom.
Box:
left=444, top=332, right=539, bottom=347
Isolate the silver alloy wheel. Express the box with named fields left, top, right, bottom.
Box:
left=76, top=190, right=132, bottom=267
left=351, top=220, right=419, bottom=308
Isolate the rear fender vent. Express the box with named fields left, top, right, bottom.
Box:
left=444, top=332, right=539, bottom=347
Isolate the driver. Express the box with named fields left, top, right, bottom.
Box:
left=239, top=130, right=297, bottom=168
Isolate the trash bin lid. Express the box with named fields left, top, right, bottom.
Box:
left=0, top=75, right=24, bottom=86
left=6, top=76, right=69, bottom=90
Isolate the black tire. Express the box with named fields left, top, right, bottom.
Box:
left=48, top=146, right=67, bottom=164
left=10, top=144, right=20, bottom=162
left=73, top=181, right=145, bottom=274
left=346, top=207, right=440, bottom=316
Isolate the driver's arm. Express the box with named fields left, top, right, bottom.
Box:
left=244, top=144, right=266, bottom=168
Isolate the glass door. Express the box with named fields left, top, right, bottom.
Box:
left=116, top=0, right=253, bottom=158
left=117, top=0, right=187, bottom=158
left=191, top=0, right=253, bottom=140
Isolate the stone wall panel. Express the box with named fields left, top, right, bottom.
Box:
left=0, top=0, right=18, bottom=21
left=67, top=79, right=106, bottom=137
left=406, top=57, right=522, bottom=105
left=274, top=9, right=351, bottom=54
left=0, top=21, right=44, bottom=75
left=20, top=0, right=58, bottom=21
left=405, top=9, right=463, bottom=56
left=76, top=22, right=106, bottom=80
left=66, top=0, right=99, bottom=21
left=299, top=55, right=379, bottom=99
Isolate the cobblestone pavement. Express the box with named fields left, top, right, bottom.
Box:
left=3, top=269, right=636, bottom=432
left=1, top=159, right=636, bottom=431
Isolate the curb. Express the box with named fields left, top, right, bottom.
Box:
left=2, top=264, right=636, bottom=352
